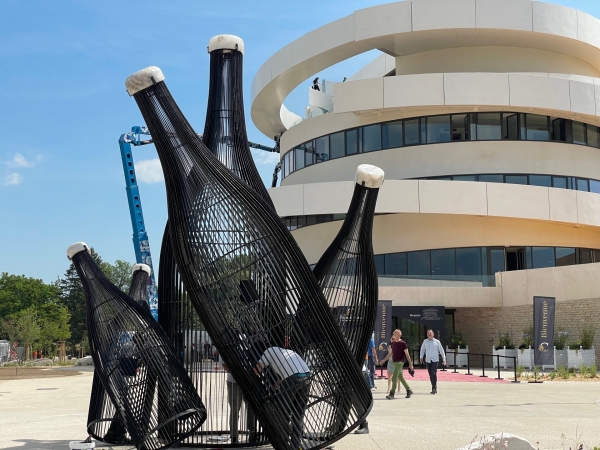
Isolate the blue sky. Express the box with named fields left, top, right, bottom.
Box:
left=1, top=0, right=599, bottom=283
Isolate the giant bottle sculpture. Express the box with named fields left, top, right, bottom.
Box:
left=312, top=164, right=383, bottom=434
left=158, top=35, right=270, bottom=447
left=87, top=263, right=153, bottom=445
left=67, top=242, right=206, bottom=450
left=126, top=67, right=371, bottom=450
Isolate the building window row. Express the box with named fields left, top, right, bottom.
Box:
left=281, top=112, right=600, bottom=179
left=282, top=213, right=347, bottom=231
left=423, top=174, right=600, bottom=193
left=373, top=246, right=600, bottom=287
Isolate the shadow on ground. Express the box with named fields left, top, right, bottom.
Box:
left=4, top=440, right=134, bottom=450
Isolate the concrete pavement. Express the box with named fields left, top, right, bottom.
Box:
left=0, top=368, right=598, bottom=450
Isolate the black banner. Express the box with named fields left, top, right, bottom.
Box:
left=375, top=301, right=392, bottom=362
left=533, top=296, right=556, bottom=366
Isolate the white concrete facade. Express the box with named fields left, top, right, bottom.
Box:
left=253, top=0, right=600, bottom=309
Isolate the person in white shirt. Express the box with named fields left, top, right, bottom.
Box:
left=419, top=329, right=446, bottom=394
left=220, top=354, right=256, bottom=444
left=254, top=347, right=310, bottom=450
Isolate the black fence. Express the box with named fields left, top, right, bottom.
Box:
left=376, top=349, right=520, bottom=383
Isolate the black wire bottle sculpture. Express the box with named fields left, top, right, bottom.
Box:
left=87, top=263, right=153, bottom=445
left=126, top=67, right=372, bottom=450
left=158, top=35, right=269, bottom=447
left=67, top=242, right=206, bottom=450
left=312, top=164, right=383, bottom=434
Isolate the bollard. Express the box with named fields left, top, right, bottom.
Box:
left=495, top=355, right=503, bottom=380
left=466, top=352, right=472, bottom=375
left=512, top=357, right=520, bottom=383
left=480, top=354, right=487, bottom=378
left=453, top=349, right=458, bottom=373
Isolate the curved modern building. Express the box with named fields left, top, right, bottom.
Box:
left=252, top=0, right=600, bottom=358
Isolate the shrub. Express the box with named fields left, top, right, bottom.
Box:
left=580, top=325, right=596, bottom=350
left=589, top=364, right=597, bottom=378
left=557, top=365, right=569, bottom=379
left=516, top=365, right=525, bottom=377
left=554, top=328, right=570, bottom=350
left=549, top=371, right=557, bottom=380
left=579, top=364, right=588, bottom=378
left=495, top=332, right=515, bottom=350
left=449, top=332, right=467, bottom=349
left=520, top=323, right=534, bottom=349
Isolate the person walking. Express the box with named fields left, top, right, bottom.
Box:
left=385, top=329, right=414, bottom=400
left=312, top=77, right=320, bottom=91
left=379, top=338, right=395, bottom=394
left=420, top=329, right=446, bottom=394
left=367, top=335, right=378, bottom=390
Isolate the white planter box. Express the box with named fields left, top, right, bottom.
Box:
left=540, top=347, right=568, bottom=371
left=517, top=347, right=534, bottom=370
left=492, top=347, right=518, bottom=369
left=567, top=346, right=596, bottom=369
left=446, top=346, right=469, bottom=368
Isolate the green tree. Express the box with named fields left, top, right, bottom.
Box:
left=37, top=303, right=71, bottom=356
left=3, top=308, right=42, bottom=360
left=0, top=272, right=61, bottom=319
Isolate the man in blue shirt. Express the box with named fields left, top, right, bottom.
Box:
left=419, top=329, right=446, bottom=394
left=367, top=335, right=378, bottom=390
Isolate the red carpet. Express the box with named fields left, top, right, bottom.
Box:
left=375, top=368, right=511, bottom=384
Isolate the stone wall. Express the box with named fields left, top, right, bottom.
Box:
left=454, top=298, right=600, bottom=363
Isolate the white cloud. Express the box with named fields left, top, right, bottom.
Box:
left=251, top=149, right=280, bottom=166
left=135, top=158, right=164, bottom=184
left=5, top=153, right=42, bottom=168
left=3, top=173, right=23, bottom=186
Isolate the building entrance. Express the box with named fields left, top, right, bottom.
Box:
left=390, top=306, right=446, bottom=359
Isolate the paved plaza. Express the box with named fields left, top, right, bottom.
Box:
left=0, top=367, right=599, bottom=450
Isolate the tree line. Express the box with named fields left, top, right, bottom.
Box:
left=0, top=248, right=133, bottom=360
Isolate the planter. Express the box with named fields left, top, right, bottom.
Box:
left=446, top=346, right=469, bottom=368
left=567, top=346, right=596, bottom=369
left=517, top=347, right=534, bottom=370
left=492, top=346, right=518, bottom=369
left=539, top=347, right=568, bottom=371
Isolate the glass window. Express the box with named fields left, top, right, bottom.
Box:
left=505, top=175, right=527, bottom=185
left=556, top=247, right=576, bottom=266
left=385, top=253, right=407, bottom=276
left=477, top=113, right=502, bottom=140
left=572, top=121, right=586, bottom=145
left=526, top=247, right=533, bottom=269
left=382, top=121, right=403, bottom=149
left=295, top=146, right=305, bottom=171
left=589, top=180, right=600, bottom=194
left=526, top=114, right=549, bottom=141
left=297, top=216, right=306, bottom=228
left=363, top=124, right=382, bottom=152
left=346, top=129, right=359, bottom=155
left=532, top=247, right=555, bottom=268
left=551, top=118, right=566, bottom=142
left=316, top=136, right=330, bottom=162
left=588, top=125, right=600, bottom=148
left=427, top=115, right=451, bottom=143
left=284, top=152, right=290, bottom=177
left=431, top=249, right=455, bottom=277
left=375, top=255, right=385, bottom=275
left=577, top=178, right=589, bottom=191
left=489, top=248, right=505, bottom=274
left=503, top=114, right=519, bottom=140
left=456, top=248, right=481, bottom=277
left=519, top=113, right=527, bottom=141
left=405, top=119, right=420, bottom=146
left=579, top=248, right=594, bottom=264
left=316, top=214, right=330, bottom=224
left=529, top=175, right=551, bottom=187
left=332, top=213, right=346, bottom=221
left=421, top=119, right=427, bottom=144
left=306, top=215, right=317, bottom=227
left=289, top=216, right=297, bottom=231
left=407, top=250, right=430, bottom=276
left=479, top=174, right=504, bottom=183
left=329, top=132, right=344, bottom=160
left=453, top=175, right=477, bottom=181
left=553, top=176, right=567, bottom=189
left=452, top=114, right=469, bottom=141
left=304, top=141, right=314, bottom=167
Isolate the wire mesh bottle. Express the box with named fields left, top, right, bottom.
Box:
left=158, top=35, right=269, bottom=447
left=68, top=242, right=206, bottom=450
left=87, top=263, right=153, bottom=445
left=312, top=164, right=383, bottom=434
left=126, top=67, right=371, bottom=450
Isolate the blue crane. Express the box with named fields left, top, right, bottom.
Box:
left=118, top=126, right=278, bottom=320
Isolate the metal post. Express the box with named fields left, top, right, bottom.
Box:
left=480, top=354, right=487, bottom=378
left=466, top=351, right=472, bottom=375
left=512, top=357, right=520, bottom=383
left=453, top=349, right=458, bottom=373
left=496, top=355, right=503, bottom=380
